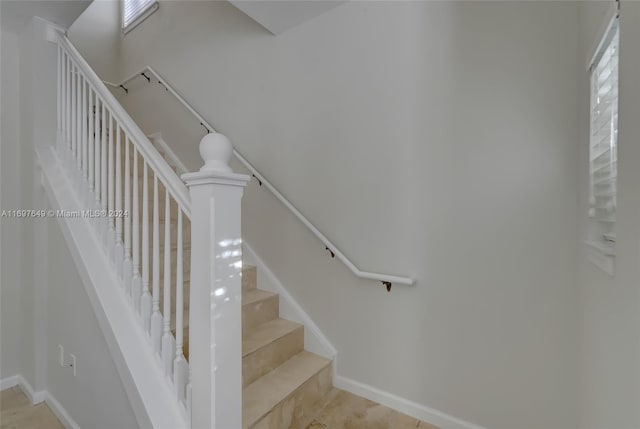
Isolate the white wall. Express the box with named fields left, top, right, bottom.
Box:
left=45, top=216, right=139, bottom=429
left=0, top=28, right=23, bottom=381
left=66, top=0, right=121, bottom=82
left=577, top=2, right=640, bottom=428
left=0, top=11, right=142, bottom=427
left=1, top=3, right=93, bottom=389
left=70, top=2, right=582, bottom=427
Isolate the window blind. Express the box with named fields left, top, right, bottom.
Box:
left=588, top=19, right=619, bottom=253
left=123, top=0, right=158, bottom=32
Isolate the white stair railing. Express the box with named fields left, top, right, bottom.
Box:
left=55, top=31, right=245, bottom=427
left=56, top=31, right=190, bottom=408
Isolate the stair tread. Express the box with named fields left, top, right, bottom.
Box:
left=242, top=318, right=302, bottom=357
left=243, top=289, right=277, bottom=306
left=242, top=351, right=331, bottom=428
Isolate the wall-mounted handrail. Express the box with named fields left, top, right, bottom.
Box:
left=104, top=66, right=414, bottom=287
left=57, top=32, right=191, bottom=219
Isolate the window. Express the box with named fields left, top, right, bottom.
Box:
left=586, top=18, right=619, bottom=275
left=122, top=0, right=158, bottom=34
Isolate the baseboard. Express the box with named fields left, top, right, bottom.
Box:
left=334, top=375, right=486, bottom=429
left=0, top=375, right=20, bottom=391
left=46, top=392, right=81, bottom=429
left=0, top=375, right=46, bottom=405
left=0, top=375, right=47, bottom=404
left=242, top=241, right=337, bottom=360
left=19, top=376, right=47, bottom=404
left=1, top=374, right=81, bottom=429
left=241, top=244, right=483, bottom=429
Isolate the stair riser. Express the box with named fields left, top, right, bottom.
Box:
left=168, top=266, right=265, bottom=361
left=242, top=266, right=257, bottom=293
left=137, top=223, right=191, bottom=247
left=243, top=326, right=304, bottom=388
left=249, top=363, right=332, bottom=429
left=243, top=296, right=279, bottom=334
left=136, top=198, right=182, bottom=221
left=142, top=247, right=191, bottom=275
left=117, top=144, right=177, bottom=174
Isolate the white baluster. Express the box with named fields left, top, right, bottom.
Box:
left=76, top=66, right=81, bottom=183
left=61, top=49, right=67, bottom=155
left=132, top=148, right=142, bottom=311
left=123, top=137, right=133, bottom=295
left=115, top=126, right=124, bottom=275
left=174, top=208, right=187, bottom=403
left=162, top=190, right=175, bottom=376
left=81, top=78, right=88, bottom=196
left=66, top=56, right=71, bottom=163
left=71, top=63, right=76, bottom=172
left=88, top=89, right=94, bottom=206
left=108, top=115, right=116, bottom=259
left=141, top=161, right=151, bottom=331
left=58, top=48, right=63, bottom=153
left=151, top=174, right=162, bottom=355
left=101, top=104, right=108, bottom=240
left=57, top=46, right=61, bottom=152
left=94, top=97, right=102, bottom=220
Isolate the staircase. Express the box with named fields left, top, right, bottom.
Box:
left=241, top=266, right=332, bottom=428
left=50, top=28, right=333, bottom=429
left=145, top=136, right=334, bottom=429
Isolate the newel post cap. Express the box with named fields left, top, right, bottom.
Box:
left=199, top=132, right=233, bottom=173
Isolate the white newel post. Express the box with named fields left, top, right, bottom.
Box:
left=182, top=133, right=249, bottom=429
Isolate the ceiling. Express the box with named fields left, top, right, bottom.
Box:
left=0, top=0, right=344, bottom=37
left=228, top=0, right=345, bottom=35
left=0, top=0, right=92, bottom=35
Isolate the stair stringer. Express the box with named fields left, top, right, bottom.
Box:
left=242, top=241, right=337, bottom=363
left=37, top=147, right=186, bottom=429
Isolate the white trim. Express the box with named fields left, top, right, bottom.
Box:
left=584, top=240, right=616, bottom=276
left=241, top=241, right=480, bottom=429
left=18, top=376, right=47, bottom=404
left=122, top=0, right=159, bottom=35
left=242, top=241, right=337, bottom=361
left=55, top=32, right=191, bottom=219
left=1, top=375, right=81, bottom=429
left=37, top=147, right=187, bottom=429
left=46, top=394, right=81, bottom=429
left=33, top=163, right=49, bottom=394
left=334, top=375, right=486, bottom=429
left=0, top=375, right=46, bottom=404
left=586, top=3, right=618, bottom=70
left=0, top=375, right=20, bottom=391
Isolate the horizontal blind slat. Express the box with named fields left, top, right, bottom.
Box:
left=124, top=0, right=157, bottom=28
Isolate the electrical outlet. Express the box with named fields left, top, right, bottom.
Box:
left=69, top=353, right=77, bottom=377
left=58, top=345, right=64, bottom=367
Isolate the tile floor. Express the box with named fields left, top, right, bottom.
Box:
left=0, top=387, right=63, bottom=429
left=305, top=389, right=440, bottom=429
left=1, top=385, right=440, bottom=429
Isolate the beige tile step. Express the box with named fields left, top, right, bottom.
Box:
left=243, top=318, right=304, bottom=387
left=169, top=265, right=259, bottom=361
left=242, top=265, right=257, bottom=293
left=243, top=351, right=332, bottom=429
left=243, top=289, right=279, bottom=335
left=144, top=243, right=191, bottom=278
left=128, top=213, right=191, bottom=242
